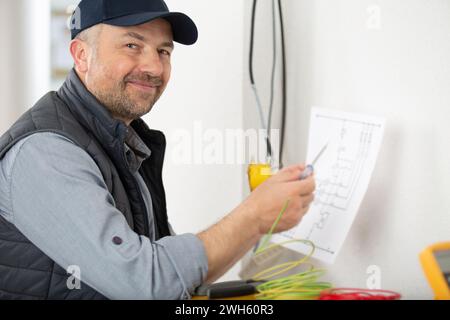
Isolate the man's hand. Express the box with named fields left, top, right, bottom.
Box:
left=244, top=163, right=315, bottom=235
left=197, top=164, right=316, bottom=284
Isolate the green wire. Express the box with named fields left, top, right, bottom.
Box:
left=255, top=199, right=290, bottom=255
left=251, top=199, right=333, bottom=300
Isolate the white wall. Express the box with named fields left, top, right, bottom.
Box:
left=245, top=0, right=450, bottom=299
left=0, top=0, right=18, bottom=132
left=0, top=0, right=50, bottom=134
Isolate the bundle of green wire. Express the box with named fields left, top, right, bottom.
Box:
left=251, top=200, right=333, bottom=300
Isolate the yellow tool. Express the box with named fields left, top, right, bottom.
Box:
left=248, top=142, right=329, bottom=191
left=419, top=242, right=450, bottom=300
left=248, top=163, right=273, bottom=191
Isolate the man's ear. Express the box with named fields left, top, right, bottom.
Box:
left=70, top=39, right=89, bottom=73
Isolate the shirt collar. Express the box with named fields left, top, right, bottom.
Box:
left=124, top=126, right=152, bottom=173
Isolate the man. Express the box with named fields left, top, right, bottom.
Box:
left=0, top=0, right=315, bottom=300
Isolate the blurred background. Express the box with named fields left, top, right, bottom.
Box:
left=0, top=0, right=449, bottom=298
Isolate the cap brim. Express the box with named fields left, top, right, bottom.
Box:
left=103, top=12, right=198, bottom=45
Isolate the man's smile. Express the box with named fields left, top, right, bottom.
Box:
left=126, top=80, right=159, bottom=93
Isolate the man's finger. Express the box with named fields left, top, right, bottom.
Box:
left=301, top=193, right=315, bottom=208
left=273, top=164, right=306, bottom=182
left=285, top=176, right=316, bottom=196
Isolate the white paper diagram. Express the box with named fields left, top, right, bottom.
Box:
left=271, top=107, right=385, bottom=264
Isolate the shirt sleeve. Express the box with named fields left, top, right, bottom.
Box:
left=9, top=132, right=208, bottom=300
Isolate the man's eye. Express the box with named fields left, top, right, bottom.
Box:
left=159, top=49, right=171, bottom=56
left=126, top=44, right=139, bottom=49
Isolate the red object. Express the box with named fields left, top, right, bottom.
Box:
left=319, top=288, right=401, bottom=300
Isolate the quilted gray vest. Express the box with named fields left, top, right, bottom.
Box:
left=0, top=74, right=171, bottom=299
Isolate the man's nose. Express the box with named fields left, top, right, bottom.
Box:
left=139, top=50, right=164, bottom=78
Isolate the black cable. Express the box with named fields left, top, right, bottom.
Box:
left=249, top=0, right=257, bottom=85
left=277, top=0, right=287, bottom=168
left=249, top=0, right=273, bottom=159
left=267, top=0, right=277, bottom=165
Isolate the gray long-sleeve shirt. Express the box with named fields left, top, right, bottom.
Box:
left=0, top=131, right=208, bottom=300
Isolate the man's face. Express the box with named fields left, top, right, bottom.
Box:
left=82, top=19, right=174, bottom=124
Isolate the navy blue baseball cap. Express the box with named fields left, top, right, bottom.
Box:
left=70, top=0, right=198, bottom=45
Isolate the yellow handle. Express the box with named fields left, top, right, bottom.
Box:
left=248, top=163, right=273, bottom=191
